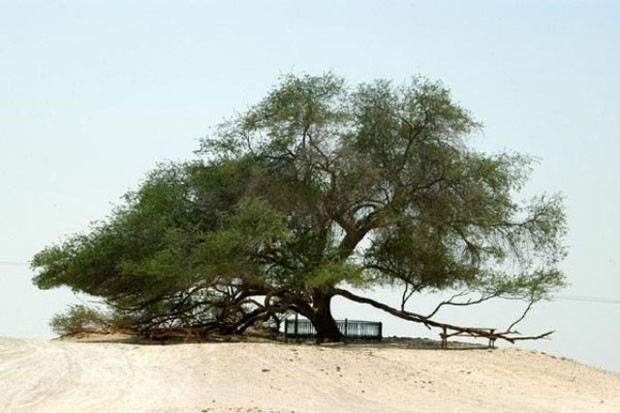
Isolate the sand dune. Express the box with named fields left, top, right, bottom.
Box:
left=1, top=336, right=619, bottom=413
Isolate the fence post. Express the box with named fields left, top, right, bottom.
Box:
left=294, top=313, right=299, bottom=343
left=343, top=318, right=348, bottom=345
left=378, top=322, right=383, bottom=341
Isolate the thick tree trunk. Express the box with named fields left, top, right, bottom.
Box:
left=310, top=292, right=342, bottom=342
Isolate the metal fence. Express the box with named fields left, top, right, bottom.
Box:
left=284, top=318, right=382, bottom=342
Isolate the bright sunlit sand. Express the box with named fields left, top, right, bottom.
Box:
left=1, top=336, right=619, bottom=413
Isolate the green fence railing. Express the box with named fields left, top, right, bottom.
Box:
left=284, top=318, right=382, bottom=342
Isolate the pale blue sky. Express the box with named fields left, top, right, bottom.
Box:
left=1, top=1, right=619, bottom=371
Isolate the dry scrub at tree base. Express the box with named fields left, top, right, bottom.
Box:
left=1, top=336, right=619, bottom=413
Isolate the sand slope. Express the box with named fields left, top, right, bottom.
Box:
left=1, top=336, right=619, bottom=413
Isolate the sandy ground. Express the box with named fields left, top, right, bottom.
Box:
left=1, top=336, right=619, bottom=413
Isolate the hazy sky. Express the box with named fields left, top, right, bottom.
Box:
left=1, top=1, right=619, bottom=371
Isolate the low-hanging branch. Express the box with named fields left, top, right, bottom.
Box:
left=334, top=288, right=554, bottom=344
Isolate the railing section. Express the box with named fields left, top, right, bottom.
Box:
left=284, top=318, right=382, bottom=341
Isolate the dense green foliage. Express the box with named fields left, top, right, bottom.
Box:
left=32, top=74, right=566, bottom=340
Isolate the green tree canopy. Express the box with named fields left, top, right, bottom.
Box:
left=32, top=74, right=566, bottom=342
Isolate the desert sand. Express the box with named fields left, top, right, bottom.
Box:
left=1, top=336, right=619, bottom=413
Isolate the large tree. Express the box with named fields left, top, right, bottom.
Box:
left=32, top=74, right=566, bottom=343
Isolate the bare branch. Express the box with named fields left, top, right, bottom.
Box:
left=423, top=291, right=498, bottom=319
left=334, top=288, right=553, bottom=345
left=504, top=296, right=536, bottom=334
left=400, top=283, right=419, bottom=311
